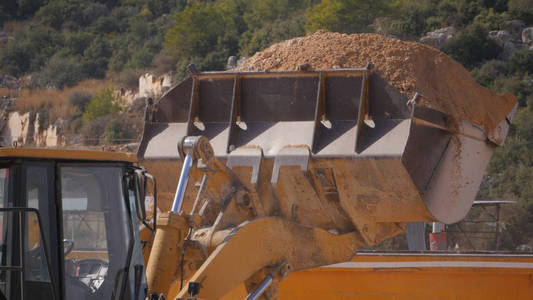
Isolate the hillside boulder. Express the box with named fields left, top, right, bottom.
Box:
left=500, top=40, right=524, bottom=60
left=488, top=30, right=512, bottom=45
left=523, top=27, right=533, bottom=45
left=419, top=26, right=456, bottom=49
left=505, top=20, right=526, bottom=40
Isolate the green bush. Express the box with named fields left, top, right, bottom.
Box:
left=83, top=36, right=112, bottom=60
left=437, top=0, right=484, bottom=28
left=37, top=54, right=86, bottom=88
left=64, top=31, right=93, bottom=56
left=126, top=47, right=154, bottom=69
left=129, top=17, right=157, bottom=42
left=473, top=8, right=507, bottom=30
left=80, top=2, right=110, bottom=27
left=472, top=59, right=508, bottom=87
left=508, top=49, right=533, bottom=76
left=442, top=23, right=501, bottom=68
left=35, top=0, right=84, bottom=30
left=490, top=74, right=533, bottom=106
left=68, top=90, right=93, bottom=112
left=81, top=115, right=111, bottom=145
left=484, top=0, right=510, bottom=13
left=164, top=2, right=229, bottom=60
left=513, top=107, right=533, bottom=142
left=82, top=37, right=112, bottom=78
left=0, top=24, right=62, bottom=76
left=239, top=12, right=305, bottom=56
left=508, top=0, right=533, bottom=24
left=108, top=47, right=128, bottom=71
left=0, top=39, right=31, bottom=76
left=90, top=15, right=119, bottom=34
left=15, top=0, right=47, bottom=18
left=37, top=106, right=49, bottom=130
left=152, top=49, right=178, bottom=75
left=375, top=1, right=434, bottom=37
left=306, top=0, right=393, bottom=34
left=114, top=68, right=143, bottom=89
left=104, top=117, right=136, bottom=144
left=83, top=85, right=121, bottom=122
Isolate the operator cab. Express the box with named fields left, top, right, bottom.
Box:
left=0, top=149, right=151, bottom=300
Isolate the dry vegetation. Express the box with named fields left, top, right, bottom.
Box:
left=1, top=20, right=27, bottom=34
left=13, top=80, right=104, bottom=123
left=0, top=87, right=18, bottom=98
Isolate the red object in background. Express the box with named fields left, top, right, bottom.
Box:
left=429, top=232, right=447, bottom=250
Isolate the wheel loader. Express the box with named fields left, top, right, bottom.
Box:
left=0, top=65, right=516, bottom=300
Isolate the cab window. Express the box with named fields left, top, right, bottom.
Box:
left=60, top=166, right=131, bottom=299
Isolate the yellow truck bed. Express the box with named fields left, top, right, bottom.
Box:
left=279, top=252, right=533, bottom=300
left=223, top=252, right=533, bottom=299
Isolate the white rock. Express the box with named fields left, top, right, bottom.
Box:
left=488, top=30, right=512, bottom=44
left=237, top=56, right=249, bottom=67
left=139, top=73, right=173, bottom=98
left=419, top=27, right=456, bottom=49
left=226, top=56, right=237, bottom=70
left=522, top=27, right=533, bottom=45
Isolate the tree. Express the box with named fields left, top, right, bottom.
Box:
left=37, top=54, right=86, bottom=88
left=80, top=2, right=110, bottom=27
left=126, top=47, right=155, bottom=69
left=90, top=16, right=119, bottom=34
left=2, top=0, right=18, bottom=19
left=238, top=0, right=308, bottom=55
left=508, top=49, right=533, bottom=76
left=243, top=0, right=306, bottom=28
left=0, top=40, right=30, bottom=76
left=306, top=0, right=393, bottom=34
left=472, top=59, right=508, bottom=87
left=508, top=0, right=533, bottom=22
left=0, top=24, right=62, bottom=76
left=16, top=0, right=46, bottom=18
left=64, top=31, right=94, bottom=56
left=35, top=0, right=84, bottom=30
left=239, top=14, right=306, bottom=56
left=0, top=0, right=45, bottom=19
left=68, top=90, right=93, bottom=113
left=82, top=36, right=112, bottom=78
left=104, top=117, right=136, bottom=144
left=164, top=2, right=229, bottom=60
left=442, top=23, right=501, bottom=68
left=83, top=85, right=121, bottom=122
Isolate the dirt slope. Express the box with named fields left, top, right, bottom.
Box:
left=236, top=31, right=517, bottom=133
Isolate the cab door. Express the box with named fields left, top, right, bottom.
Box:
left=20, top=162, right=59, bottom=299
left=59, top=164, right=137, bottom=300
left=0, top=162, right=59, bottom=300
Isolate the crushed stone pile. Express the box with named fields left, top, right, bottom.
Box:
left=236, top=31, right=517, bottom=133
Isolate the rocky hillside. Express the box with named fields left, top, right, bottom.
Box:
left=0, top=72, right=173, bottom=149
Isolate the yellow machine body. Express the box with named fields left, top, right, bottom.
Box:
left=137, top=68, right=518, bottom=299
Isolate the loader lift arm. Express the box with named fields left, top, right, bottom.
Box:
left=146, top=136, right=365, bottom=300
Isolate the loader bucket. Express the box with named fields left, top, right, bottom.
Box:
left=138, top=67, right=515, bottom=245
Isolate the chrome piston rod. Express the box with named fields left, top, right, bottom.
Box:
left=244, top=275, right=273, bottom=300
left=171, top=153, right=193, bottom=212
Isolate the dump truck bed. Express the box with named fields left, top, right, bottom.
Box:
left=220, top=252, right=533, bottom=300
left=281, top=252, right=533, bottom=300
